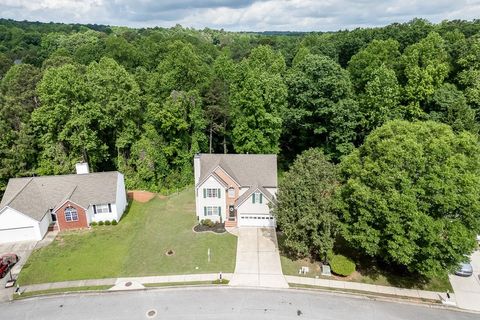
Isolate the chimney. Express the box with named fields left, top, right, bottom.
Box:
left=75, top=162, right=90, bottom=175
left=194, top=154, right=201, bottom=185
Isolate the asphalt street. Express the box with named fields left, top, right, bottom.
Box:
left=2, top=287, right=478, bottom=320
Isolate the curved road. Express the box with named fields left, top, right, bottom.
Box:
left=2, top=287, right=477, bottom=320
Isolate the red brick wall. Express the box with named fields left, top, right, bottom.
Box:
left=127, top=190, right=156, bottom=203
left=55, top=201, right=89, bottom=231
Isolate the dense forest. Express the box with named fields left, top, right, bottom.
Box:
left=1, top=18, right=480, bottom=194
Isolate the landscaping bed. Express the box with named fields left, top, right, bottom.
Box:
left=193, top=221, right=226, bottom=233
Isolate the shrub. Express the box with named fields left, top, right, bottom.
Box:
left=98, top=221, right=104, bottom=226
left=90, top=222, right=98, bottom=227
left=105, top=220, right=111, bottom=226
left=201, top=219, right=215, bottom=228
left=329, top=254, right=356, bottom=276
left=112, top=219, right=118, bottom=225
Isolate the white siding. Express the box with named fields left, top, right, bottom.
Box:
left=115, top=172, right=127, bottom=220
left=238, top=187, right=249, bottom=196
left=86, top=172, right=127, bottom=224
left=265, top=187, right=277, bottom=197
left=37, top=213, right=51, bottom=240
left=195, top=176, right=226, bottom=223
left=237, top=192, right=272, bottom=215
left=0, top=207, right=43, bottom=243
left=87, top=204, right=120, bottom=223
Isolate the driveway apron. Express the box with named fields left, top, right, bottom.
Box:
left=449, top=250, right=480, bottom=311
left=229, top=227, right=288, bottom=288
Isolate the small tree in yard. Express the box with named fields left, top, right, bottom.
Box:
left=337, top=120, right=480, bottom=278
left=273, top=148, right=339, bottom=261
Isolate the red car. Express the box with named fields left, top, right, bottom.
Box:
left=0, top=254, right=19, bottom=279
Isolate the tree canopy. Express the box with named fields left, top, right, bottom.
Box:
left=337, top=120, right=480, bottom=277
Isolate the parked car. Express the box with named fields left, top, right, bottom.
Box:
left=0, top=254, right=19, bottom=279
left=455, top=262, right=473, bottom=277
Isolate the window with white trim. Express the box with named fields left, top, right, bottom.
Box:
left=203, top=188, right=221, bottom=198
left=203, top=206, right=221, bottom=216
left=94, top=204, right=111, bottom=214
left=228, top=187, right=235, bottom=198
left=252, top=192, right=263, bottom=204
left=64, top=206, right=78, bottom=222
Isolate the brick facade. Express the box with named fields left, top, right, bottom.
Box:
left=213, top=167, right=239, bottom=226
left=55, top=200, right=89, bottom=231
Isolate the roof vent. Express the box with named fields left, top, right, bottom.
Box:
left=75, top=162, right=90, bottom=175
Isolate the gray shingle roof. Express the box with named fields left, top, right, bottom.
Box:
left=0, top=172, right=119, bottom=221
left=197, top=154, right=277, bottom=188
left=235, top=184, right=274, bottom=208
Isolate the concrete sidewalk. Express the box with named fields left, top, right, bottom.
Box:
left=18, top=273, right=233, bottom=296
left=286, top=275, right=454, bottom=304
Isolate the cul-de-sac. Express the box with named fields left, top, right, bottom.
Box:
left=1, top=10, right=480, bottom=320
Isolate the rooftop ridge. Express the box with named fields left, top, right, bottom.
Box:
left=4, top=177, right=33, bottom=207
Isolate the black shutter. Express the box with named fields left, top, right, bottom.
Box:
left=93, top=205, right=97, bottom=214
left=108, top=203, right=112, bottom=213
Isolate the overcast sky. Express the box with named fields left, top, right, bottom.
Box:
left=1, top=0, right=480, bottom=31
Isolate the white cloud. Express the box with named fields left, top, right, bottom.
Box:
left=0, top=0, right=479, bottom=31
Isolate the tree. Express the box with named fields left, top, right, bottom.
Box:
left=401, top=32, right=450, bottom=117
left=347, top=39, right=400, bottom=92
left=274, top=148, right=339, bottom=261
left=428, top=83, right=477, bottom=134
left=337, top=120, right=480, bottom=277
left=230, top=67, right=287, bottom=154
left=284, top=54, right=357, bottom=159
left=360, top=65, right=402, bottom=133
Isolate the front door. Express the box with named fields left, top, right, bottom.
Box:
left=228, top=205, right=235, bottom=221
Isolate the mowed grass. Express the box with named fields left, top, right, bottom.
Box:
left=18, top=188, right=237, bottom=285
left=280, top=255, right=452, bottom=292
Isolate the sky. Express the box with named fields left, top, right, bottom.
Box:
left=1, top=0, right=480, bottom=32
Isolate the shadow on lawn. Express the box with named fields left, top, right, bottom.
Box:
left=278, top=233, right=445, bottom=291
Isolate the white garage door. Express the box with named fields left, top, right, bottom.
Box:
left=0, top=227, right=37, bottom=243
left=238, top=214, right=276, bottom=227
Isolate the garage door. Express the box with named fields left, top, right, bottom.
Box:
left=238, top=214, right=276, bottom=227
left=0, top=227, right=37, bottom=243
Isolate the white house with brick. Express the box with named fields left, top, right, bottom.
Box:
left=0, top=163, right=127, bottom=244
left=194, top=154, right=277, bottom=227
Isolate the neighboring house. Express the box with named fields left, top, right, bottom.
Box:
left=194, top=154, right=277, bottom=227
left=0, top=163, right=127, bottom=244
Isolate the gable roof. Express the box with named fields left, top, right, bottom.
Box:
left=0, top=172, right=119, bottom=221
left=197, top=154, right=277, bottom=188
left=235, top=185, right=274, bottom=208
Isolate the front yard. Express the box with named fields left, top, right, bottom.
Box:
left=18, top=188, right=237, bottom=285
left=279, top=235, right=452, bottom=292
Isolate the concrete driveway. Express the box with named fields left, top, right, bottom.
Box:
left=0, top=240, right=38, bottom=301
left=449, top=250, right=480, bottom=311
left=229, top=227, right=288, bottom=288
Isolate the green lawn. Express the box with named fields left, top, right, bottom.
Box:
left=18, top=188, right=237, bottom=285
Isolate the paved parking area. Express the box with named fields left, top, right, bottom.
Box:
left=0, top=240, right=38, bottom=301
left=229, top=227, right=288, bottom=288
left=449, top=250, right=480, bottom=311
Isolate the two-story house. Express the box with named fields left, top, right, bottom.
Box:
left=194, top=154, right=277, bottom=227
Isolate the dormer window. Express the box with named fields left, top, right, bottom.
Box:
left=252, top=192, right=263, bottom=204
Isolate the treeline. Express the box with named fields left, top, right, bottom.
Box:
left=1, top=18, right=480, bottom=193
